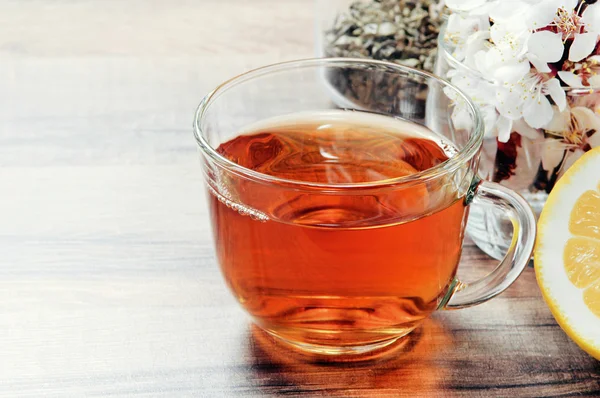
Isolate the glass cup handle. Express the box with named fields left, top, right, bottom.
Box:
left=442, top=178, right=537, bottom=310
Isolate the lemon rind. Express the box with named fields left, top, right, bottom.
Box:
left=535, top=146, right=600, bottom=360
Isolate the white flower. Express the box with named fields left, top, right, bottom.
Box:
left=458, top=21, right=532, bottom=90
left=446, top=69, right=513, bottom=140
left=484, top=23, right=532, bottom=82
left=496, top=72, right=567, bottom=128
left=474, top=45, right=531, bottom=89
left=526, top=0, right=577, bottom=27
left=527, top=30, right=564, bottom=73
left=546, top=106, right=600, bottom=144
left=445, top=13, right=491, bottom=62
left=527, top=0, right=600, bottom=63
left=558, top=56, right=600, bottom=87
left=462, top=31, right=492, bottom=70
left=542, top=105, right=600, bottom=170
left=443, top=0, right=600, bottom=140
left=490, top=23, right=531, bottom=58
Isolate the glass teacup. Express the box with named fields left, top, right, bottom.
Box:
left=194, top=59, right=536, bottom=358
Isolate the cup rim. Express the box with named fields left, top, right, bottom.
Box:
left=193, top=58, right=484, bottom=191
left=437, top=22, right=600, bottom=95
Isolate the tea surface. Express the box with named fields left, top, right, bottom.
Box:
left=218, top=110, right=453, bottom=185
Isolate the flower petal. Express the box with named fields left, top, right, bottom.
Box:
left=572, top=107, right=600, bottom=132
left=527, top=1, right=561, bottom=29
left=474, top=47, right=501, bottom=78
left=451, top=106, right=475, bottom=132
left=445, top=14, right=490, bottom=62
left=527, top=53, right=552, bottom=73
left=496, top=116, right=513, bottom=142
left=527, top=0, right=579, bottom=29
left=545, top=106, right=571, bottom=132
left=513, top=118, right=543, bottom=139
left=528, top=31, right=564, bottom=63
left=480, top=105, right=500, bottom=136
left=582, top=4, right=600, bottom=34
left=496, top=87, right=525, bottom=120
left=558, top=71, right=585, bottom=88
left=524, top=93, right=554, bottom=128
left=491, top=24, right=531, bottom=58
left=495, top=60, right=531, bottom=82
left=545, top=78, right=567, bottom=111
left=569, top=33, right=598, bottom=62
left=590, top=75, right=600, bottom=88
left=463, top=31, right=491, bottom=69
left=541, top=139, right=567, bottom=171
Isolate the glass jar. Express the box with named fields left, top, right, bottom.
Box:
left=435, top=22, right=600, bottom=260
left=315, top=0, right=446, bottom=120
left=316, top=0, right=445, bottom=71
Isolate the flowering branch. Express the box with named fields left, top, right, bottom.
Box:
left=443, top=0, right=600, bottom=189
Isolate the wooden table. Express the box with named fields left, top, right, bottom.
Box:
left=0, top=1, right=598, bottom=396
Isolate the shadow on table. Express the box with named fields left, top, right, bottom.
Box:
left=245, top=319, right=453, bottom=396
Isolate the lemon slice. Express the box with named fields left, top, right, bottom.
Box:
left=535, top=147, right=600, bottom=360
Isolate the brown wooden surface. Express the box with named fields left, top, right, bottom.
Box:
left=0, top=1, right=598, bottom=396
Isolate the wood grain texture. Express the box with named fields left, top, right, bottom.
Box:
left=0, top=1, right=598, bottom=397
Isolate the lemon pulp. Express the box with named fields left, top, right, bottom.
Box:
left=566, top=182, right=600, bottom=316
